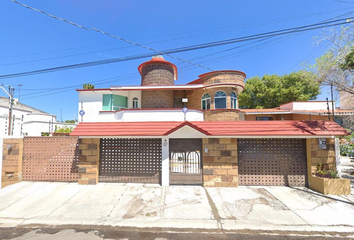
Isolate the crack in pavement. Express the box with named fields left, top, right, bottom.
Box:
left=44, top=185, right=85, bottom=218
left=263, top=188, right=311, bottom=225
left=204, top=188, right=223, bottom=230
left=105, top=184, right=129, bottom=220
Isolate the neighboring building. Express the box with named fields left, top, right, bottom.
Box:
left=0, top=97, right=76, bottom=137
left=71, top=56, right=349, bottom=192
left=239, top=101, right=354, bottom=126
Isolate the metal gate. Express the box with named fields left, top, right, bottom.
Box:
left=169, top=139, right=202, bottom=185
left=237, top=138, right=307, bottom=186
left=99, top=138, right=162, bottom=183
left=22, top=137, right=79, bottom=181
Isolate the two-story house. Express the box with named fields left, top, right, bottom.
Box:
left=71, top=56, right=349, bottom=192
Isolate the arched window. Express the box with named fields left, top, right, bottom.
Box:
left=201, top=93, right=211, bottom=110
left=214, top=91, right=226, bottom=109
left=132, top=97, right=139, bottom=108
left=231, top=92, right=237, bottom=109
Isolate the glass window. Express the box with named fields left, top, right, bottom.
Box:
left=102, top=94, right=128, bottom=111
left=214, top=91, right=226, bottom=109
left=132, top=97, right=139, bottom=108
left=201, top=93, right=211, bottom=110
left=256, top=116, right=273, bottom=121
left=231, top=92, right=237, bottom=109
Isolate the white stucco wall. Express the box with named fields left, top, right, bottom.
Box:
left=116, top=109, right=204, bottom=122
left=78, top=91, right=142, bottom=122
left=280, top=101, right=335, bottom=110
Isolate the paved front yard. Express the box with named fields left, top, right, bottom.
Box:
left=0, top=182, right=353, bottom=233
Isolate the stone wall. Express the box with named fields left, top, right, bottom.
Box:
left=1, top=139, right=23, bottom=188
left=307, top=138, right=335, bottom=176
left=200, top=72, right=245, bottom=87
left=78, top=138, right=100, bottom=185
left=202, top=138, right=238, bottom=187
left=204, top=110, right=240, bottom=121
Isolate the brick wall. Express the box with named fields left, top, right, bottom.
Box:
left=78, top=138, right=100, bottom=185
left=307, top=138, right=335, bottom=175
left=2, top=139, right=23, bottom=188
left=203, top=138, right=238, bottom=187
left=141, top=63, right=174, bottom=85
left=200, top=72, right=245, bottom=87
left=204, top=110, right=240, bottom=121
left=141, top=90, right=174, bottom=108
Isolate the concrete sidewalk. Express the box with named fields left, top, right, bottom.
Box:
left=0, top=182, right=354, bottom=234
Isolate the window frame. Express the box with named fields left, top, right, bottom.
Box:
left=132, top=97, right=139, bottom=109
left=214, top=91, right=227, bottom=109
left=230, top=92, right=237, bottom=109
left=201, top=93, right=211, bottom=110
left=256, top=116, right=274, bottom=121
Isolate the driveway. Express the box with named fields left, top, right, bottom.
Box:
left=0, top=182, right=354, bottom=234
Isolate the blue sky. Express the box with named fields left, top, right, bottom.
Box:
left=1, top=0, right=354, bottom=121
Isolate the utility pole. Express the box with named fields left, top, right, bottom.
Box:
left=0, top=84, right=15, bottom=136
left=331, top=83, right=335, bottom=121
left=18, top=84, right=22, bottom=102
left=326, top=98, right=331, bottom=121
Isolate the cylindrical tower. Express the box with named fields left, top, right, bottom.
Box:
left=138, top=55, right=177, bottom=86
left=138, top=56, right=177, bottom=108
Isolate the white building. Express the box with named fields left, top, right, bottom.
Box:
left=0, top=97, right=76, bottom=137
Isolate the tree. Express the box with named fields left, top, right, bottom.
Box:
left=55, top=125, right=73, bottom=133
left=65, top=120, right=76, bottom=123
left=83, top=83, right=95, bottom=89
left=341, top=48, right=354, bottom=71
left=238, top=71, right=320, bottom=109
left=313, top=26, right=354, bottom=95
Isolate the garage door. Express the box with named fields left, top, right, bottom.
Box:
left=99, top=138, right=161, bottom=184
left=237, top=139, right=307, bottom=186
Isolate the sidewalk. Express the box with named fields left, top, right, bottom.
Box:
left=0, top=182, right=353, bottom=234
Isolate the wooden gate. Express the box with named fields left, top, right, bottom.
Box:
left=99, top=138, right=161, bottom=183
left=169, top=139, right=202, bottom=185
left=237, top=138, right=307, bottom=186
left=22, top=137, right=79, bottom=181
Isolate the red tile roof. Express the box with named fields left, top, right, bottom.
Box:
left=70, top=121, right=349, bottom=137
left=239, top=109, right=354, bottom=115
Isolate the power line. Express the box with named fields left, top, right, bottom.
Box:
left=2, top=14, right=354, bottom=80
left=4, top=7, right=353, bottom=65
left=10, top=0, right=214, bottom=72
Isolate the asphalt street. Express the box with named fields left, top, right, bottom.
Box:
left=0, top=227, right=353, bottom=240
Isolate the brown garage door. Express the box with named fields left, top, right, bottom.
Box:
left=237, top=139, right=307, bottom=186
left=99, top=138, right=161, bottom=184
left=23, top=137, right=79, bottom=182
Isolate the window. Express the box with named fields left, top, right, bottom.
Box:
left=102, top=94, right=128, bottom=111
left=256, top=116, right=273, bottom=121
left=231, top=92, right=237, bottom=109
left=132, top=97, right=139, bottom=108
left=214, top=91, right=226, bottom=109
left=201, top=93, right=211, bottom=110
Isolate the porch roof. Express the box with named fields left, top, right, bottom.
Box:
left=70, top=120, right=349, bottom=137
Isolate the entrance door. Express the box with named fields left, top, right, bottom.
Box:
left=169, top=139, right=202, bottom=185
